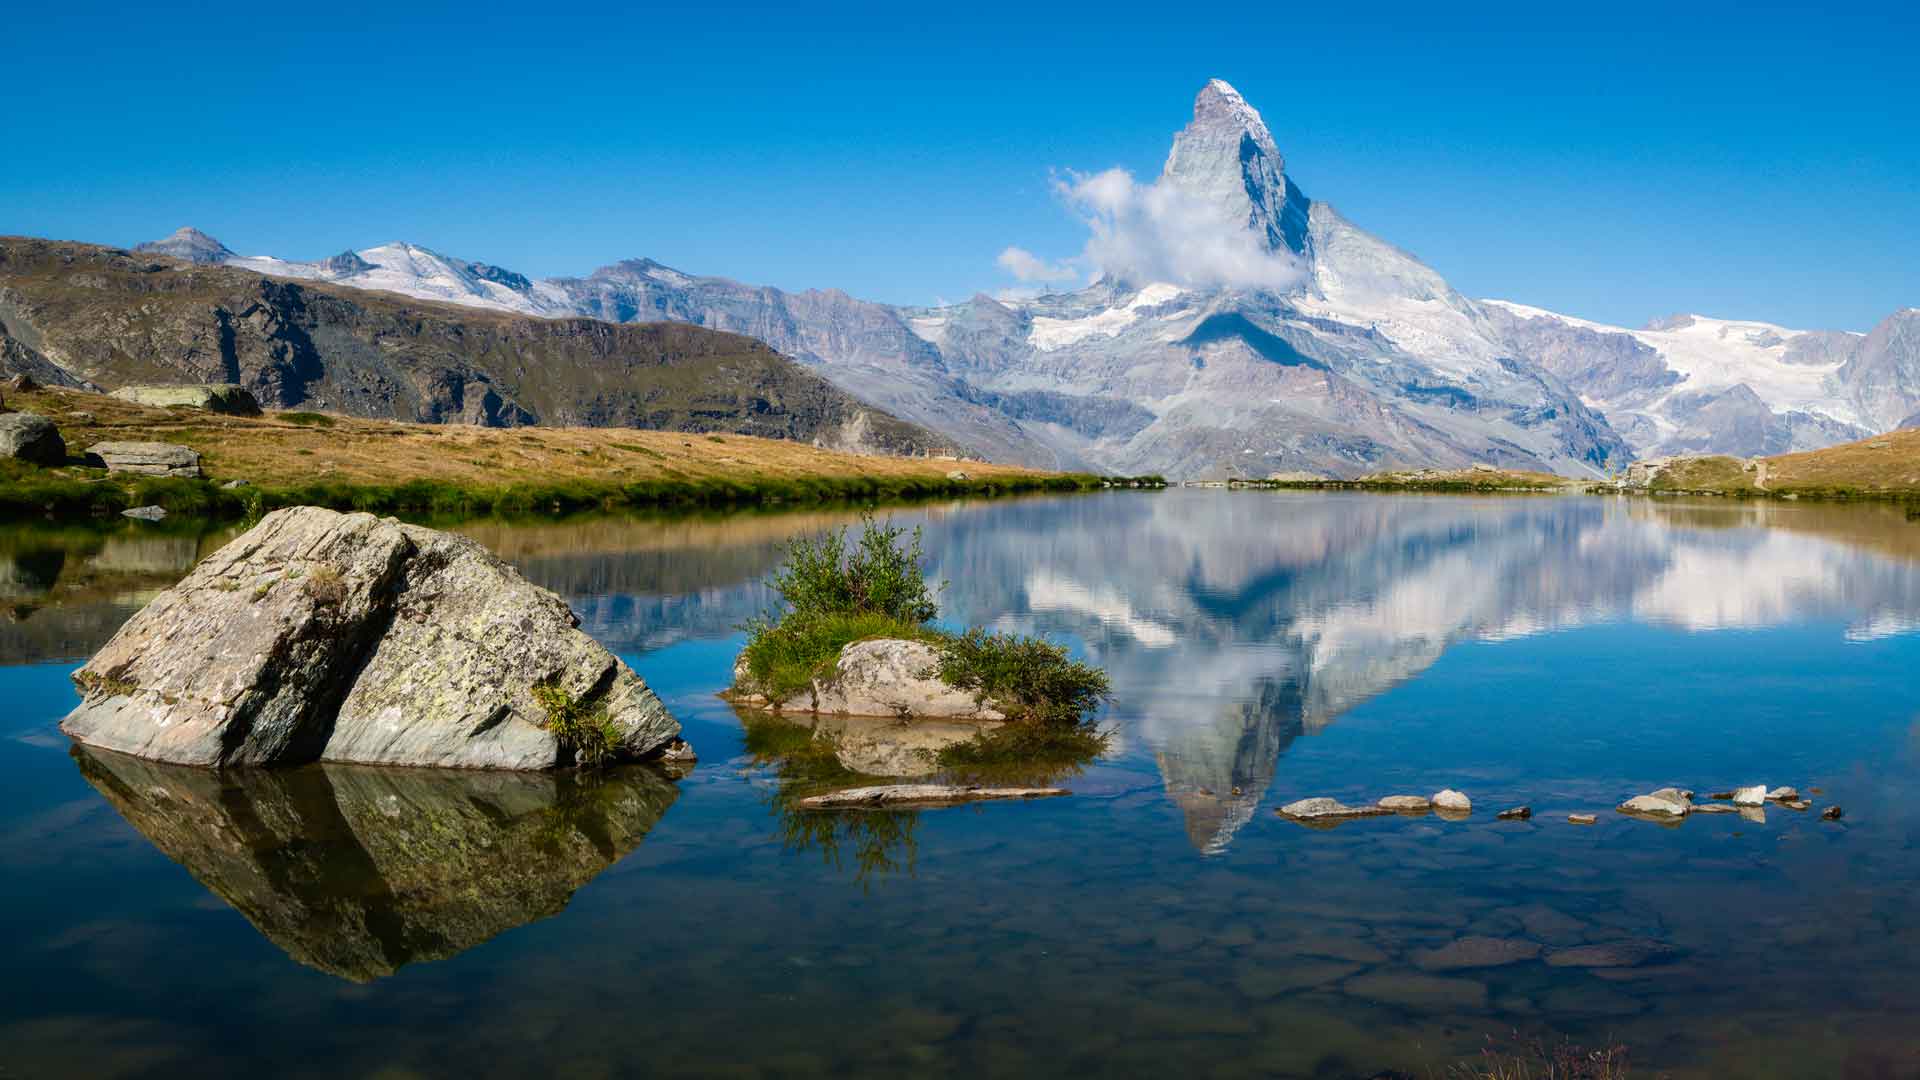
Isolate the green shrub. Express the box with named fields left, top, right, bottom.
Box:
left=935, top=628, right=1110, bottom=728
left=278, top=412, right=337, bottom=427
left=531, top=679, right=622, bottom=768
left=770, top=515, right=942, bottom=625
left=739, top=611, right=941, bottom=702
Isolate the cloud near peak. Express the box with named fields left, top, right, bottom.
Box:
left=995, top=168, right=1305, bottom=293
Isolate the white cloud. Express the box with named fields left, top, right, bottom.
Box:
left=1012, top=167, right=1303, bottom=292
left=996, top=246, right=1078, bottom=284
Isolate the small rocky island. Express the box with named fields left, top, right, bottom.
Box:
left=61, top=506, right=688, bottom=770
left=725, top=517, right=1110, bottom=803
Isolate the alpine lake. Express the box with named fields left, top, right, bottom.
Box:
left=4, top=489, right=1920, bottom=1078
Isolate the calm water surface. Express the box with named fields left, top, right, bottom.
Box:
left=4, top=491, right=1920, bottom=1078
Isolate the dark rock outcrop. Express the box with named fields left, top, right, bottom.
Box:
left=0, top=412, right=65, bottom=464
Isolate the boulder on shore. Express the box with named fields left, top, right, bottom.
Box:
left=86, top=441, right=202, bottom=478
left=110, top=383, right=262, bottom=415
left=741, top=638, right=1003, bottom=721
left=61, top=506, right=684, bottom=770
left=0, top=412, right=66, bottom=465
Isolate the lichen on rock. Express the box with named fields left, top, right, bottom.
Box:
left=61, top=506, right=683, bottom=770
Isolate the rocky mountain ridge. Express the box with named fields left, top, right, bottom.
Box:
left=0, top=236, right=953, bottom=455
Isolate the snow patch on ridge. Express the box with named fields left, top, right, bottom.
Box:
left=1028, top=283, right=1187, bottom=351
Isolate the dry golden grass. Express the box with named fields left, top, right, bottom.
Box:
left=9, top=386, right=1049, bottom=489
left=1765, top=427, right=1920, bottom=495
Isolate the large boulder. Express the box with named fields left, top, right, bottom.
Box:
left=86, top=441, right=202, bottom=477
left=770, top=638, right=1003, bottom=720
left=61, top=506, right=684, bottom=770
left=0, top=412, right=66, bottom=465
left=110, top=383, right=262, bottom=415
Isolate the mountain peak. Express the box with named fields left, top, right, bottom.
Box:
left=1162, top=80, right=1310, bottom=256
left=134, top=227, right=233, bottom=264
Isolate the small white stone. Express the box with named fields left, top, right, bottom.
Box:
left=1732, top=785, right=1768, bottom=806
left=1431, top=789, right=1471, bottom=812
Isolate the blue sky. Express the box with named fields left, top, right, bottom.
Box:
left=7, top=1, right=1916, bottom=330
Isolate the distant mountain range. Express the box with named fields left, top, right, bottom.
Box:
left=47, top=80, right=1920, bottom=476
left=0, top=236, right=950, bottom=456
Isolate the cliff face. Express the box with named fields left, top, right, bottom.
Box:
left=0, top=237, right=950, bottom=455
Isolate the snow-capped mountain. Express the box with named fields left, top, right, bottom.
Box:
left=137, top=81, right=1915, bottom=474
left=1481, top=301, right=1920, bottom=457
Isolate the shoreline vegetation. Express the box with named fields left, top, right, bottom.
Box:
left=1218, top=427, right=1920, bottom=506
left=730, top=517, right=1111, bottom=772
left=0, top=385, right=1165, bottom=520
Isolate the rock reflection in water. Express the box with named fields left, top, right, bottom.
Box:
left=71, top=745, right=679, bottom=982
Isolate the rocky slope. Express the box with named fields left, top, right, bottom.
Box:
left=0, top=236, right=952, bottom=455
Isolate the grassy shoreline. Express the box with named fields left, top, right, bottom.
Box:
left=0, top=387, right=1161, bottom=521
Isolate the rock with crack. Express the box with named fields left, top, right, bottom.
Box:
left=60, top=506, right=684, bottom=769
left=85, top=440, right=202, bottom=477
left=796, top=784, right=1067, bottom=809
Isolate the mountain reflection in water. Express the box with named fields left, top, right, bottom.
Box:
left=71, top=745, right=679, bottom=982
left=461, top=494, right=1920, bottom=856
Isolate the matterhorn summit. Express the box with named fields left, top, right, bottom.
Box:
left=1162, top=79, right=1312, bottom=257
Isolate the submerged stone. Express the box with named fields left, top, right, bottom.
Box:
left=1545, top=939, right=1680, bottom=969
left=1496, top=805, right=1532, bottom=820
left=60, top=506, right=683, bottom=770
left=796, top=784, right=1067, bottom=808
left=1412, top=935, right=1543, bottom=971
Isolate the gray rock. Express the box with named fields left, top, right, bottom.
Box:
left=777, top=638, right=1002, bottom=720
left=1619, top=792, right=1690, bottom=817
left=1765, top=786, right=1800, bottom=801
left=1497, top=805, right=1533, bottom=820
left=945, top=470, right=970, bottom=481
left=1377, top=794, right=1432, bottom=812
left=1277, top=797, right=1393, bottom=820
left=221, top=479, right=250, bottom=490
left=1545, top=939, right=1679, bottom=969
left=0, top=412, right=65, bottom=465
left=1413, top=936, right=1543, bottom=971
left=1732, top=784, right=1768, bottom=806
left=1431, top=789, right=1472, bottom=812
left=795, top=784, right=1067, bottom=809
left=85, top=441, right=202, bottom=478
left=109, top=383, right=262, bottom=416
left=121, top=505, right=167, bottom=522
left=60, top=507, right=682, bottom=770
